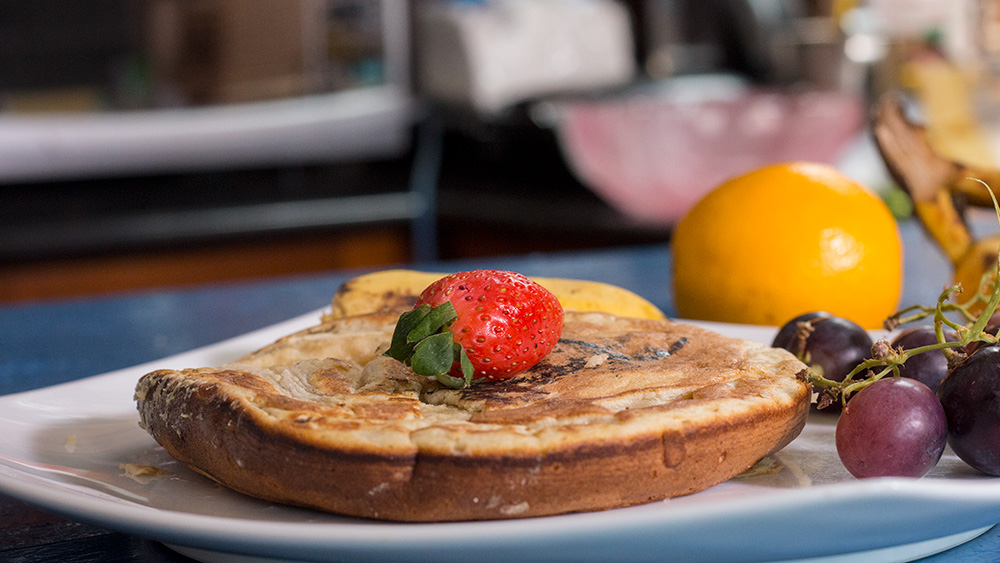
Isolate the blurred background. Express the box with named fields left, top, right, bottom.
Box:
left=0, top=0, right=995, bottom=303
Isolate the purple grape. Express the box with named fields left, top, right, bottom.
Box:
left=891, top=326, right=956, bottom=392
left=835, top=377, right=947, bottom=478
left=772, top=311, right=873, bottom=383
left=938, top=346, right=1000, bottom=475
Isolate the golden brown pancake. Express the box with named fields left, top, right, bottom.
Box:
left=135, top=310, right=809, bottom=521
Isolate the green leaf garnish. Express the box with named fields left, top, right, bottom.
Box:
left=385, top=305, right=432, bottom=362
left=384, top=301, right=474, bottom=389
left=412, top=332, right=455, bottom=375
left=457, top=344, right=474, bottom=386
left=410, top=302, right=458, bottom=341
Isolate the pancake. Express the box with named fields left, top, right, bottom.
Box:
left=135, top=310, right=810, bottom=521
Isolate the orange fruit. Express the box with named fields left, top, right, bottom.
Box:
left=672, top=162, right=902, bottom=328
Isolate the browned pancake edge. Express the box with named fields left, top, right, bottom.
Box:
left=135, top=311, right=810, bottom=521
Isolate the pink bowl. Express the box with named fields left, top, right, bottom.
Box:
left=557, top=89, right=865, bottom=225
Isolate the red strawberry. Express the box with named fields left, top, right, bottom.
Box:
left=384, top=270, right=564, bottom=387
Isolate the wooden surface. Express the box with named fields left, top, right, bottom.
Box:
left=0, top=496, right=195, bottom=561
left=1, top=227, right=410, bottom=303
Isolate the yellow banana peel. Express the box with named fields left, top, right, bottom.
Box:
left=874, top=92, right=1000, bottom=305
left=953, top=235, right=1000, bottom=303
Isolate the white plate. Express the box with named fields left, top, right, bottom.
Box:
left=2, top=311, right=998, bottom=563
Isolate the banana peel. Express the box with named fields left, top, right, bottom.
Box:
left=897, top=55, right=998, bottom=169
left=872, top=92, right=1000, bottom=304
left=327, top=269, right=666, bottom=321
left=953, top=235, right=1000, bottom=303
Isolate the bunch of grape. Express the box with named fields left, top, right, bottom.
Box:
left=773, top=309, right=1000, bottom=479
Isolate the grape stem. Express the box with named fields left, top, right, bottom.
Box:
left=807, top=179, right=1000, bottom=406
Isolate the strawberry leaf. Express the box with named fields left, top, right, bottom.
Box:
left=435, top=371, right=467, bottom=389
left=386, top=305, right=432, bottom=362
left=457, top=344, right=474, bottom=386
left=408, top=301, right=458, bottom=342
left=385, top=302, right=473, bottom=388
left=412, top=332, right=455, bottom=376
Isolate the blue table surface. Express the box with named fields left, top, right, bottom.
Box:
left=2, top=219, right=998, bottom=562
